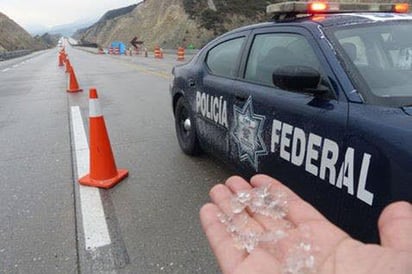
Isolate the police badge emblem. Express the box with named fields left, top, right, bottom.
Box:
left=231, top=97, right=268, bottom=171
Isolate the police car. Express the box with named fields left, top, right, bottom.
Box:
left=170, top=1, right=412, bottom=243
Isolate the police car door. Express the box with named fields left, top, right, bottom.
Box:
left=230, top=26, right=349, bottom=222
left=195, top=33, right=247, bottom=160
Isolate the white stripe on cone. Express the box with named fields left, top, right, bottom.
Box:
left=89, top=98, right=102, bottom=118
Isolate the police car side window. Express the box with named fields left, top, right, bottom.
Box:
left=245, top=33, right=322, bottom=87
left=206, top=37, right=245, bottom=77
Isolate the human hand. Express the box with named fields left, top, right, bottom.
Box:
left=200, top=174, right=412, bottom=274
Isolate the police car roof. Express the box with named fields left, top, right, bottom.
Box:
left=303, top=12, right=412, bottom=27
left=223, top=12, right=412, bottom=35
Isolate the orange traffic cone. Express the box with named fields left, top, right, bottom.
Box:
left=67, top=66, right=83, bottom=93
left=177, top=47, right=185, bottom=61
left=58, top=52, right=64, bottom=66
left=65, top=58, right=71, bottom=73
left=79, top=88, right=128, bottom=188
left=154, top=46, right=160, bottom=58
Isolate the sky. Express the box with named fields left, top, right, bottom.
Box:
left=0, top=0, right=141, bottom=29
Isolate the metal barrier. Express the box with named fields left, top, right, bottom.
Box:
left=0, top=50, right=33, bottom=61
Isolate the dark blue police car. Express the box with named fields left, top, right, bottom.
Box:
left=170, top=1, right=412, bottom=243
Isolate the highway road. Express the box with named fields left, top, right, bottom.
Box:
left=0, top=46, right=232, bottom=273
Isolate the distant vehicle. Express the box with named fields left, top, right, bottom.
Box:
left=170, top=1, right=412, bottom=243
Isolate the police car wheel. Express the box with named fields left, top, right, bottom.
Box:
left=175, top=97, right=201, bottom=155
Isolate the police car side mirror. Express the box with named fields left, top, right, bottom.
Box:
left=272, top=65, right=323, bottom=95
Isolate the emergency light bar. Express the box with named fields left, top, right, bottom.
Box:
left=267, top=1, right=410, bottom=15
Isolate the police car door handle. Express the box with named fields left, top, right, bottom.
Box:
left=188, top=79, right=196, bottom=87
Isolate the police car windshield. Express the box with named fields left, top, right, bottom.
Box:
left=331, top=20, right=412, bottom=106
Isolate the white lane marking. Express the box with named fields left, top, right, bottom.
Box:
left=1, top=68, right=10, bottom=72
left=70, top=106, right=112, bottom=250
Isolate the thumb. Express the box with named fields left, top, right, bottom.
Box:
left=378, top=201, right=412, bottom=251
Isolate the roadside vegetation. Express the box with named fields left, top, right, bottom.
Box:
left=183, top=0, right=270, bottom=34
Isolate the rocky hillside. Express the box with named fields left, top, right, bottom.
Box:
left=0, top=12, right=44, bottom=52
left=74, top=0, right=270, bottom=50
left=183, top=0, right=269, bottom=34
left=76, top=0, right=412, bottom=50
left=34, top=33, right=61, bottom=49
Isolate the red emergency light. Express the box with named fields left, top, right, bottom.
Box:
left=308, top=2, right=329, bottom=13
left=267, top=1, right=411, bottom=16
left=394, top=3, right=409, bottom=13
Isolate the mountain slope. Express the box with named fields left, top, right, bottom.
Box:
left=0, top=12, right=43, bottom=52
left=74, top=0, right=269, bottom=50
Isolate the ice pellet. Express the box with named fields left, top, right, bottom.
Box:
left=235, top=231, right=260, bottom=253
left=218, top=185, right=288, bottom=251
left=231, top=197, right=246, bottom=213
left=259, top=229, right=287, bottom=243
left=227, top=223, right=237, bottom=233
left=216, top=184, right=317, bottom=273
left=237, top=191, right=251, bottom=204
left=282, top=241, right=316, bottom=274
left=217, top=213, right=229, bottom=224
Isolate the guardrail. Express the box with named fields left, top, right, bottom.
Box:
left=0, top=50, right=33, bottom=61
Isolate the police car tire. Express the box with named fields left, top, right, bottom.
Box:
left=175, top=97, right=201, bottom=155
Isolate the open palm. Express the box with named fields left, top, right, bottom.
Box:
left=200, top=175, right=412, bottom=274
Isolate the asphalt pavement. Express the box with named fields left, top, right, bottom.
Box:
left=0, top=46, right=232, bottom=273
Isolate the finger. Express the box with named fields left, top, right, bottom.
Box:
left=209, top=181, right=248, bottom=218
left=378, top=201, right=412, bottom=251
left=225, top=175, right=253, bottom=192
left=200, top=203, right=247, bottom=273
